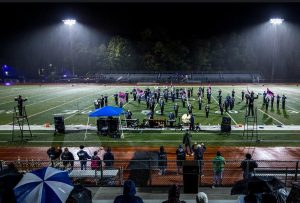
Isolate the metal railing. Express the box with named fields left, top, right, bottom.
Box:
left=0, top=159, right=298, bottom=187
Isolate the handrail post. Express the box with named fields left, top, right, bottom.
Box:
left=295, top=161, right=299, bottom=182
left=148, top=159, right=152, bottom=186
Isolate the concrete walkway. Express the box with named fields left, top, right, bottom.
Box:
left=88, top=186, right=239, bottom=202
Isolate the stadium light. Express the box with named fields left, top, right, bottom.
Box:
left=270, top=18, right=284, bottom=25
left=63, top=19, right=76, bottom=77
left=269, top=18, right=284, bottom=83
left=62, top=19, right=76, bottom=26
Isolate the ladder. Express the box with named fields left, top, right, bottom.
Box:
left=12, top=106, right=33, bottom=141
left=243, top=107, right=259, bottom=142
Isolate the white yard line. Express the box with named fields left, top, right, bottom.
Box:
left=257, top=108, right=284, bottom=125
left=211, top=95, right=238, bottom=125
left=224, top=88, right=286, bottom=126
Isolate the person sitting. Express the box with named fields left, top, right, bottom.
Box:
left=162, top=184, right=186, bottom=203
left=168, top=112, right=175, bottom=127
left=113, top=179, right=143, bottom=203
left=196, top=192, right=208, bottom=203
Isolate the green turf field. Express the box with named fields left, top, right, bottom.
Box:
left=0, top=84, right=300, bottom=147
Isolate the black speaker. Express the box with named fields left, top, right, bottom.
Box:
left=221, top=117, right=231, bottom=133
left=109, top=119, right=118, bottom=132
left=222, top=117, right=231, bottom=125
left=97, top=118, right=107, bottom=131
left=54, top=116, right=65, bottom=134
left=183, top=161, right=199, bottom=193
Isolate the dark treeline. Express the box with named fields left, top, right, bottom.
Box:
left=3, top=25, right=300, bottom=81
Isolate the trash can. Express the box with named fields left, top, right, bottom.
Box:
left=183, top=161, right=199, bottom=193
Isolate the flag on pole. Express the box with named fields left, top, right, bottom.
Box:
left=119, top=92, right=126, bottom=103
left=267, top=88, right=274, bottom=97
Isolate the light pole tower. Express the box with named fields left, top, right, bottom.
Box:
left=63, top=19, right=76, bottom=77
left=270, top=18, right=283, bottom=83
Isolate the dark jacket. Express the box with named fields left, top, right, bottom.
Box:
left=103, top=152, right=115, bottom=167
left=77, top=150, right=91, bottom=161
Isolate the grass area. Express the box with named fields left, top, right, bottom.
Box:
left=0, top=84, right=300, bottom=147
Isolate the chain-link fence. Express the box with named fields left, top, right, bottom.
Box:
left=0, top=159, right=299, bottom=187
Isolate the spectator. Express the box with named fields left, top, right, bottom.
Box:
left=77, top=145, right=91, bottom=170
left=103, top=147, right=115, bottom=168
left=240, top=153, right=258, bottom=179
left=47, top=146, right=62, bottom=168
left=158, top=146, right=168, bottom=175
left=262, top=193, right=277, bottom=203
left=91, top=151, right=101, bottom=170
left=0, top=163, right=23, bottom=203
left=162, top=184, right=186, bottom=203
left=196, top=192, right=208, bottom=203
left=194, top=143, right=206, bottom=176
left=98, top=146, right=106, bottom=167
left=60, top=147, right=74, bottom=171
left=243, top=193, right=257, bottom=203
left=176, top=144, right=186, bottom=175
left=182, top=129, right=193, bottom=156
left=212, top=151, right=226, bottom=188
left=113, top=179, right=143, bottom=203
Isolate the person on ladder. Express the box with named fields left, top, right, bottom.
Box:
left=14, top=95, right=27, bottom=116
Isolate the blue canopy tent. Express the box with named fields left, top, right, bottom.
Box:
left=89, top=106, right=124, bottom=117
left=85, top=106, right=124, bottom=139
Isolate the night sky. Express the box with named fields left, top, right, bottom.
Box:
left=0, top=3, right=300, bottom=42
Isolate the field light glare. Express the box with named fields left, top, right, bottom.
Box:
left=62, top=19, right=76, bottom=26
left=270, top=18, right=284, bottom=25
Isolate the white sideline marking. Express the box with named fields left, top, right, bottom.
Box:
left=26, top=139, right=300, bottom=143
left=211, top=95, right=238, bottom=125
left=1, top=132, right=300, bottom=135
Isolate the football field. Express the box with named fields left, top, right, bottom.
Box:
left=0, top=83, right=300, bottom=147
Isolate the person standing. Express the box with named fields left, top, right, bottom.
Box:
left=248, top=92, right=258, bottom=116
left=60, top=147, right=74, bottom=171
left=14, top=95, right=27, bottom=116
left=194, top=143, right=206, bottom=176
left=104, top=95, right=108, bottom=106
left=91, top=151, right=101, bottom=170
left=176, top=145, right=186, bottom=175
left=205, top=104, right=210, bottom=118
left=158, top=146, right=167, bottom=175
left=282, top=95, right=287, bottom=109
left=174, top=103, right=179, bottom=118
left=265, top=96, right=270, bottom=111
left=160, top=98, right=165, bottom=115
left=241, top=90, right=245, bottom=102
left=232, top=89, right=235, bottom=98
left=77, top=145, right=91, bottom=170
left=114, top=93, right=118, bottom=106
left=271, top=95, right=275, bottom=109
left=276, top=94, right=281, bottom=109
left=198, top=96, right=202, bottom=110
left=182, top=129, right=193, bottom=156
left=240, top=153, right=258, bottom=179
left=103, top=147, right=115, bottom=168
left=212, top=151, right=226, bottom=188
left=189, top=113, right=195, bottom=131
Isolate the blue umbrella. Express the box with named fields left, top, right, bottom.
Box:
left=89, top=106, right=124, bottom=117
left=14, top=167, right=74, bottom=203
